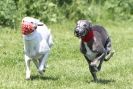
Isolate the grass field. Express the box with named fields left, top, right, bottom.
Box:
left=0, top=21, right=133, bottom=89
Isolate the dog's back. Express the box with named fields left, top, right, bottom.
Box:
left=92, top=25, right=109, bottom=47
left=80, top=25, right=109, bottom=54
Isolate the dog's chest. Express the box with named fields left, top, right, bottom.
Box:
left=84, top=42, right=96, bottom=60
left=24, top=38, right=39, bottom=58
left=24, top=29, right=50, bottom=58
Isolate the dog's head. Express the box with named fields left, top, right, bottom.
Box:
left=74, top=20, right=92, bottom=38
left=21, top=17, right=37, bottom=35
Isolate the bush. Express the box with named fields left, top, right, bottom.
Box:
left=0, top=0, right=133, bottom=28
left=0, top=0, right=17, bottom=27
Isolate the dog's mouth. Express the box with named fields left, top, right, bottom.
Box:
left=74, top=32, right=82, bottom=38
left=21, top=22, right=36, bottom=35
left=74, top=25, right=88, bottom=38
left=74, top=29, right=87, bottom=38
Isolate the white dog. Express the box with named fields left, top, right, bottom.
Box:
left=21, top=17, right=53, bottom=80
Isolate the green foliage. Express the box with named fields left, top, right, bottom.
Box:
left=0, top=0, right=17, bottom=27
left=104, top=0, right=133, bottom=21
left=0, top=0, right=133, bottom=28
left=20, top=0, right=65, bottom=23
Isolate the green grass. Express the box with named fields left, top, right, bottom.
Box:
left=0, top=21, right=133, bottom=89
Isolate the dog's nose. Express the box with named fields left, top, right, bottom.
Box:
left=75, top=30, right=79, bottom=33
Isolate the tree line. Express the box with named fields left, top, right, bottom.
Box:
left=0, top=0, right=133, bottom=28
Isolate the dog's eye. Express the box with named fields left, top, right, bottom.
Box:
left=83, top=24, right=87, bottom=27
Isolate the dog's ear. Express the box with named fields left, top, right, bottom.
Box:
left=33, top=23, right=37, bottom=29
left=89, top=23, right=92, bottom=29
left=87, top=21, right=92, bottom=29
left=84, top=21, right=92, bottom=30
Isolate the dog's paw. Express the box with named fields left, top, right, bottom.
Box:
left=104, top=50, right=115, bottom=61
left=38, top=69, right=45, bottom=76
left=26, top=77, right=31, bottom=80
left=90, top=64, right=99, bottom=72
left=38, top=70, right=43, bottom=75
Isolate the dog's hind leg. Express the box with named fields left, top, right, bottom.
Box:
left=95, top=52, right=106, bottom=71
left=38, top=50, right=50, bottom=75
left=97, top=57, right=104, bottom=71
left=105, top=50, right=115, bottom=61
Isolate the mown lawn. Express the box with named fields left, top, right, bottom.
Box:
left=0, top=21, right=133, bottom=89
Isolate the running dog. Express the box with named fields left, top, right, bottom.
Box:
left=21, top=17, right=53, bottom=80
left=74, top=20, right=114, bottom=81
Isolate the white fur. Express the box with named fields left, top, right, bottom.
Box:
left=22, top=17, right=53, bottom=79
left=84, top=42, right=96, bottom=61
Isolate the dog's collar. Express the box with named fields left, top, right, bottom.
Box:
left=81, top=30, right=94, bottom=42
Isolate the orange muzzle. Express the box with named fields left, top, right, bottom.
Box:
left=21, top=22, right=35, bottom=35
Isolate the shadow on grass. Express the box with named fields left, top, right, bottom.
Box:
left=31, top=75, right=59, bottom=81
left=87, top=78, right=115, bottom=84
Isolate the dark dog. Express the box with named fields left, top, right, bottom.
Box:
left=74, top=20, right=114, bottom=81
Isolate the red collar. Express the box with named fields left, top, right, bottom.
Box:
left=81, top=30, right=94, bottom=42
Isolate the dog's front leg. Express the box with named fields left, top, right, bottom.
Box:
left=84, top=56, right=98, bottom=81
left=89, top=64, right=98, bottom=81
left=89, top=52, right=106, bottom=81
left=24, top=55, right=31, bottom=80
left=96, top=52, right=106, bottom=71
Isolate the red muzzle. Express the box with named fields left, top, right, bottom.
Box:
left=21, top=22, right=35, bottom=35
